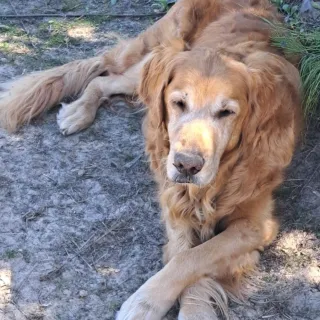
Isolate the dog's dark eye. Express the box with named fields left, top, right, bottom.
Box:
left=173, top=100, right=186, bottom=111
left=216, top=109, right=235, bottom=119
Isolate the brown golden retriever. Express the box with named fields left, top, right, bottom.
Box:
left=0, top=0, right=302, bottom=319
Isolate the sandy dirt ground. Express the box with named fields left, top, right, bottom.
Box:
left=0, top=1, right=319, bottom=319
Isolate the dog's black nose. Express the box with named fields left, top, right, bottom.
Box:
left=174, top=152, right=204, bottom=176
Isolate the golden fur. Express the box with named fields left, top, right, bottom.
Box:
left=0, top=0, right=302, bottom=319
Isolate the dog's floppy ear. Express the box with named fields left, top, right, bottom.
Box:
left=139, top=38, right=186, bottom=128
left=232, top=51, right=302, bottom=204
left=139, top=39, right=186, bottom=174
left=217, top=52, right=302, bottom=215
left=242, top=52, right=302, bottom=167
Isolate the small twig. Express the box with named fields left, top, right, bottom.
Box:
left=77, top=253, right=94, bottom=270
left=68, top=236, right=94, bottom=270
left=15, top=264, right=38, bottom=294
left=124, top=153, right=143, bottom=169
left=0, top=13, right=164, bottom=19
left=7, top=0, right=37, bottom=48
left=10, top=300, right=31, bottom=320
left=40, top=220, right=121, bottom=281
left=67, top=3, right=82, bottom=11
left=299, top=163, right=320, bottom=196
left=0, top=232, right=24, bottom=234
left=7, top=0, right=28, bottom=34
left=94, top=250, right=110, bottom=264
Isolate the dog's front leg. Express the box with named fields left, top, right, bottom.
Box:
left=115, top=219, right=195, bottom=320
left=116, top=196, right=278, bottom=320
left=57, top=54, right=151, bottom=135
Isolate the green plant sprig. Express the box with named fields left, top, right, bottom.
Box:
left=263, top=18, right=320, bottom=116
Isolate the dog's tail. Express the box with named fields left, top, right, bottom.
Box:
left=0, top=55, right=108, bottom=132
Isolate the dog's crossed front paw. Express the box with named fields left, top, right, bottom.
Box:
left=116, top=284, right=174, bottom=320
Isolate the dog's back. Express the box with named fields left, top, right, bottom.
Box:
left=0, top=0, right=281, bottom=133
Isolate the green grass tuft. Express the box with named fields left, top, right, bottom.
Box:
left=300, top=54, right=320, bottom=116
left=267, top=21, right=320, bottom=116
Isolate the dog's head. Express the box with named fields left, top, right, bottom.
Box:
left=140, top=40, right=300, bottom=187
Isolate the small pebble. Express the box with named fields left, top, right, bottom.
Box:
left=110, top=162, right=118, bottom=168
left=79, top=290, right=88, bottom=298
left=77, top=169, right=85, bottom=177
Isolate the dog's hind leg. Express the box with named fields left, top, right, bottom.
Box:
left=57, top=54, right=151, bottom=135
left=0, top=56, right=107, bottom=132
